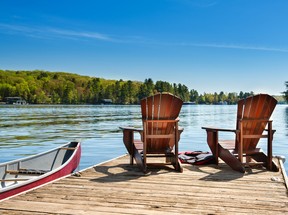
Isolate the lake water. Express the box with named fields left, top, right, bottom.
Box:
left=0, top=104, right=287, bottom=173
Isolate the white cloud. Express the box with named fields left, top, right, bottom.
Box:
left=1, top=23, right=288, bottom=53
left=0, top=23, right=34, bottom=33
left=46, top=28, right=113, bottom=41
left=177, top=42, right=288, bottom=53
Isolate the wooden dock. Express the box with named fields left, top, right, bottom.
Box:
left=1, top=155, right=287, bottom=214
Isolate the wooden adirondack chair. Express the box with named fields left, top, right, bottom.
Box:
left=202, top=94, right=279, bottom=173
left=120, top=92, right=184, bottom=173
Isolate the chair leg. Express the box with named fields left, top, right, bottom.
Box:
left=167, top=154, right=179, bottom=172
left=133, top=148, right=147, bottom=173
left=122, top=129, right=134, bottom=165
left=174, top=159, right=183, bottom=173
left=205, top=129, right=245, bottom=173
left=206, top=130, right=219, bottom=165
left=251, top=153, right=279, bottom=172
left=218, top=145, right=245, bottom=173
left=166, top=155, right=183, bottom=172
left=267, top=121, right=273, bottom=170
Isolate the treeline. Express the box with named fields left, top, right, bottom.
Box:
left=0, top=70, right=280, bottom=105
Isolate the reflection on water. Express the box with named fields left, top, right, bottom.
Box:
left=0, top=105, right=142, bottom=169
left=285, top=107, right=288, bottom=136
left=0, top=104, right=287, bottom=172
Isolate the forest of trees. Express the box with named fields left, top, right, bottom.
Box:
left=0, top=70, right=286, bottom=105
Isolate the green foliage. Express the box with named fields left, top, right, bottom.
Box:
left=0, top=69, right=273, bottom=105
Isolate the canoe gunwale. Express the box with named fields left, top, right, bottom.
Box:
left=0, top=141, right=81, bottom=201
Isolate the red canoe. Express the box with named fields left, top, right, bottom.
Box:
left=0, top=141, right=81, bottom=201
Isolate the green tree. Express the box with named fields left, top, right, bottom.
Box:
left=177, top=84, right=190, bottom=102
left=34, top=90, right=50, bottom=104
left=119, top=82, right=129, bottom=104
left=155, top=81, right=173, bottom=93
left=204, top=93, right=214, bottom=104
left=63, top=82, right=76, bottom=104
left=189, top=89, right=199, bottom=103
left=218, top=91, right=227, bottom=103
left=198, top=94, right=206, bottom=104
left=138, top=78, right=154, bottom=100
left=213, top=92, right=218, bottom=104
left=0, top=83, right=16, bottom=99
left=227, top=92, right=238, bottom=104
left=0, top=69, right=269, bottom=105
left=126, top=80, right=139, bottom=104
left=15, top=82, right=30, bottom=101
left=114, top=80, right=122, bottom=104
left=90, top=78, right=102, bottom=104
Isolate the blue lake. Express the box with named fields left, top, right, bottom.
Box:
left=0, top=104, right=287, bottom=172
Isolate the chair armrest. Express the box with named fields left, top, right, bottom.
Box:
left=119, top=126, right=143, bottom=158
left=119, top=126, right=143, bottom=133
left=201, top=126, right=238, bottom=133
left=143, top=119, right=180, bottom=123
left=240, top=119, right=272, bottom=123
left=265, top=129, right=276, bottom=134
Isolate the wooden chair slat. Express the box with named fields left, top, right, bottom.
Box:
left=121, top=92, right=183, bottom=173
left=203, top=94, right=278, bottom=173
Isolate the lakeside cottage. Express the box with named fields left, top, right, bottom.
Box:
left=101, top=99, right=113, bottom=104
left=5, top=97, right=27, bottom=105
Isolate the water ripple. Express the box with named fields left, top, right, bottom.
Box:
left=0, top=104, right=287, bottom=172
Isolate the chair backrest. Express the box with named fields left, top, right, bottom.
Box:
left=236, top=94, right=277, bottom=151
left=141, top=92, right=183, bottom=153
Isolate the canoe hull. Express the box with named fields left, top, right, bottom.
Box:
left=0, top=142, right=81, bottom=201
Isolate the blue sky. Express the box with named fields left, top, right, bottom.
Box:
left=0, top=0, right=287, bottom=95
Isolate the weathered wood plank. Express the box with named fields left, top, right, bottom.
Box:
left=0, top=155, right=287, bottom=215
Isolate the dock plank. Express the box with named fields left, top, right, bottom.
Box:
left=0, top=155, right=287, bottom=214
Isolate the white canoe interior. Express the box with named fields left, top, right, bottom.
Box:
left=0, top=142, right=79, bottom=191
